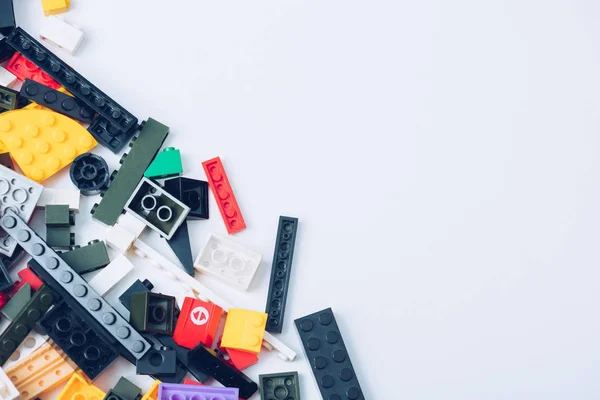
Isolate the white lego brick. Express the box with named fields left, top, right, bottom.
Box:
left=194, top=234, right=262, bottom=291
left=0, top=67, right=17, bottom=88
left=88, top=254, right=134, bottom=296
left=105, top=224, right=135, bottom=254
left=116, top=211, right=146, bottom=238
left=0, top=365, right=19, bottom=400
left=39, top=16, right=84, bottom=55
left=1, top=331, right=48, bottom=370
left=36, top=188, right=80, bottom=211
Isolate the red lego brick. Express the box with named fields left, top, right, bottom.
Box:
left=172, top=297, right=223, bottom=349
left=17, top=267, right=43, bottom=291
left=225, top=347, right=259, bottom=370
left=201, top=157, right=246, bottom=234
left=5, top=52, right=61, bottom=89
left=182, top=379, right=202, bottom=386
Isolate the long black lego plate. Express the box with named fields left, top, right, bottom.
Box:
left=6, top=28, right=137, bottom=132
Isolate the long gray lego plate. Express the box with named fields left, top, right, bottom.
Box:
left=0, top=165, right=43, bottom=256
left=0, top=209, right=151, bottom=359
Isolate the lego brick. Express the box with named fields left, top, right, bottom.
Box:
left=259, top=371, right=300, bottom=400
left=20, top=79, right=94, bottom=122
left=0, top=85, right=18, bottom=111
left=0, top=109, right=98, bottom=182
left=140, top=381, right=160, bottom=400
left=0, top=283, right=30, bottom=321
left=88, top=253, right=134, bottom=296
left=117, top=211, right=147, bottom=238
left=105, top=224, right=135, bottom=254
left=221, top=308, right=267, bottom=354
left=59, top=240, right=110, bottom=275
left=144, top=147, right=182, bottom=179
left=172, top=297, right=222, bottom=350
left=226, top=347, right=259, bottom=370
left=166, top=221, right=194, bottom=275
left=39, top=16, right=84, bottom=55
left=46, top=226, right=75, bottom=248
left=41, top=0, right=70, bottom=16
left=132, top=238, right=297, bottom=362
left=4, top=52, right=61, bottom=89
left=0, top=38, right=16, bottom=63
left=119, top=279, right=153, bottom=310
left=92, top=118, right=169, bottom=226
left=0, top=285, right=57, bottom=365
left=194, top=234, right=261, bottom=291
left=153, top=367, right=186, bottom=385
left=6, top=28, right=136, bottom=133
left=0, top=0, right=15, bottom=36
left=4, top=340, right=75, bottom=400
left=36, top=188, right=80, bottom=211
left=163, top=177, right=209, bottom=220
left=69, top=153, right=110, bottom=196
left=1, top=209, right=151, bottom=360
left=56, top=371, right=106, bottom=400
left=39, top=300, right=119, bottom=380
left=187, top=344, right=258, bottom=399
left=125, top=178, right=190, bottom=240
left=112, top=377, right=141, bottom=400
left=295, top=308, right=364, bottom=400
left=0, top=67, right=17, bottom=88
left=0, top=259, right=12, bottom=291
left=152, top=334, right=210, bottom=384
left=202, top=157, right=246, bottom=234
left=0, top=363, right=19, bottom=400
left=87, top=116, right=138, bottom=154
left=1, top=331, right=48, bottom=370
left=130, top=292, right=176, bottom=335
left=45, top=204, right=74, bottom=227
left=158, top=383, right=239, bottom=400
left=265, top=216, right=299, bottom=333
left=0, top=153, right=13, bottom=170
left=17, top=267, right=43, bottom=290
left=136, top=346, right=177, bottom=376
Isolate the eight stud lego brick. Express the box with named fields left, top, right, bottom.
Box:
left=20, top=79, right=94, bottom=122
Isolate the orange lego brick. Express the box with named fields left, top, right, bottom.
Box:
left=41, top=0, right=70, bottom=16
left=0, top=109, right=97, bottom=182
left=220, top=308, right=268, bottom=354
left=56, top=371, right=105, bottom=400
left=140, top=380, right=160, bottom=400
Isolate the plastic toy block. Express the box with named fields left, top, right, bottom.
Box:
left=0, top=38, right=16, bottom=64
left=119, top=279, right=153, bottom=310
left=117, top=211, right=147, bottom=238
left=158, top=383, right=239, bottom=400
left=258, top=371, right=300, bottom=400
left=0, top=110, right=98, bottom=182
left=166, top=221, right=194, bottom=275
left=1, top=283, right=30, bottom=320
left=87, top=116, right=138, bottom=154
left=0, top=153, right=12, bottom=170
left=130, top=292, right=176, bottom=335
left=0, top=259, right=12, bottom=291
left=7, top=29, right=136, bottom=133
left=0, top=245, right=24, bottom=271
left=172, top=297, right=222, bottom=349
left=56, top=372, right=106, bottom=400
left=59, top=240, right=110, bottom=275
left=144, top=147, right=182, bottom=179
left=0, top=68, right=16, bottom=88
left=39, top=16, right=84, bottom=55
left=136, top=346, right=177, bottom=376
left=36, top=188, right=80, bottom=211
left=1, top=330, right=49, bottom=370
left=4, top=340, right=75, bottom=400
left=132, top=238, right=297, bottom=362
left=45, top=204, right=74, bottom=227
left=4, top=52, right=61, bottom=89
left=2, top=210, right=151, bottom=361
left=265, top=216, right=299, bottom=333
left=41, top=0, right=70, bottom=16
left=163, top=177, right=209, bottom=220
left=92, top=118, right=169, bottom=226
left=182, top=379, right=201, bottom=386
left=70, top=153, right=110, bottom=196
left=202, top=157, right=246, bottom=234
left=46, top=226, right=74, bottom=248
left=141, top=381, right=160, bottom=400
left=295, top=308, right=365, bottom=400
left=0, top=365, right=19, bottom=400
left=112, top=377, right=142, bottom=400
left=0, top=0, right=15, bottom=36
left=221, top=308, right=268, bottom=354
left=20, top=79, right=94, bottom=122
left=125, top=178, right=190, bottom=240
left=0, top=86, right=18, bottom=111
left=0, top=285, right=56, bottom=365
left=194, top=234, right=262, bottom=291
left=152, top=333, right=210, bottom=384
left=88, top=253, right=134, bottom=296
left=105, top=224, right=135, bottom=254
left=226, top=347, right=259, bottom=370
left=17, top=267, right=43, bottom=290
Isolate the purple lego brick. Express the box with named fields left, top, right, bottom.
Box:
left=158, top=383, right=239, bottom=400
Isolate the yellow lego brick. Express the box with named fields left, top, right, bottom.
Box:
left=140, top=380, right=160, bottom=400
left=0, top=109, right=97, bottom=182
left=56, top=371, right=105, bottom=400
left=5, top=340, right=76, bottom=400
left=220, top=308, right=268, bottom=354
left=41, top=0, right=70, bottom=16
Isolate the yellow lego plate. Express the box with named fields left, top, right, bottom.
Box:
left=56, top=371, right=105, bottom=400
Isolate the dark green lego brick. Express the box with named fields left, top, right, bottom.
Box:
left=111, top=377, right=142, bottom=400
left=0, top=284, right=57, bottom=365
left=130, top=291, right=176, bottom=335
left=259, top=371, right=301, bottom=400
left=59, top=240, right=110, bottom=274
left=46, top=226, right=75, bottom=248
left=0, top=85, right=18, bottom=111
left=91, top=118, right=169, bottom=226
left=144, top=147, right=182, bottom=179
left=1, top=283, right=31, bottom=320
left=45, top=204, right=74, bottom=227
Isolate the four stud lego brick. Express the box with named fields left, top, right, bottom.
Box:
left=221, top=308, right=268, bottom=354
left=56, top=372, right=106, bottom=400
left=41, top=0, right=70, bottom=16
left=259, top=371, right=301, bottom=400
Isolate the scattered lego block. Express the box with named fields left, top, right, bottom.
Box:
left=221, top=308, right=267, bottom=354
left=1, top=331, right=49, bottom=370
left=36, top=187, right=80, bottom=211
left=0, top=109, right=98, bottom=182
left=105, top=224, right=136, bottom=254
left=92, top=118, right=169, bottom=226
left=0, top=85, right=18, bottom=111
left=136, top=346, right=177, bottom=376
left=41, top=0, right=70, bottom=16
left=225, top=347, right=259, bottom=370
left=0, top=245, right=24, bottom=272
left=125, top=178, right=190, bottom=240
left=163, top=177, right=209, bottom=220
left=130, top=292, right=177, bottom=335
left=46, top=204, right=74, bottom=227
left=4, top=52, right=61, bottom=89
left=0, top=38, right=15, bottom=63
left=0, top=0, right=15, bottom=36
left=295, top=308, right=364, bottom=400
left=111, top=377, right=142, bottom=400
left=88, top=253, right=134, bottom=296
left=119, top=279, right=154, bottom=310
left=202, top=157, right=246, bottom=234
left=20, top=79, right=94, bottom=122
left=0, top=258, right=12, bottom=291
left=172, top=297, right=222, bottom=349
left=59, top=240, right=110, bottom=275
left=56, top=372, right=106, bottom=400
left=46, top=226, right=75, bottom=248
left=158, top=383, right=239, bottom=400
left=39, top=16, right=84, bottom=55
left=0, top=283, right=30, bottom=321
left=0, top=363, right=19, bottom=400
left=17, top=267, right=43, bottom=290
left=0, top=67, right=16, bottom=88
left=117, top=211, right=147, bottom=238
left=194, top=233, right=262, bottom=291
left=259, top=371, right=300, bottom=400
left=87, top=116, right=138, bottom=154
left=144, top=147, right=182, bottom=179
left=166, top=221, right=194, bottom=275
left=69, top=153, right=110, bottom=196
left=141, top=380, right=160, bottom=400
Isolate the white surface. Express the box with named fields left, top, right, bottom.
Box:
left=6, top=0, right=600, bottom=399
left=39, top=15, right=83, bottom=55
left=36, top=188, right=80, bottom=211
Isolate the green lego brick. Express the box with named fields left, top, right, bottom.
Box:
left=112, top=377, right=142, bottom=400
left=45, top=204, right=74, bottom=227
left=144, top=147, right=182, bottom=179
left=59, top=240, right=110, bottom=274
left=1, top=282, right=31, bottom=320
left=0, top=284, right=56, bottom=365
left=91, top=118, right=169, bottom=226
left=46, top=226, right=75, bottom=248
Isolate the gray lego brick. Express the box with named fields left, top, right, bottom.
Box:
left=0, top=209, right=151, bottom=359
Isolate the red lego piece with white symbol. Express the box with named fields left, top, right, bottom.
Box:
left=201, top=157, right=246, bottom=234
left=17, top=267, right=43, bottom=291
left=172, top=297, right=223, bottom=349
left=225, top=347, right=259, bottom=370
left=5, top=52, right=61, bottom=89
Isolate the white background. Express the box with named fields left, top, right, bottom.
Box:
left=6, top=0, right=600, bottom=399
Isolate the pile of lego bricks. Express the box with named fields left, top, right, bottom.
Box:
left=0, top=1, right=366, bottom=400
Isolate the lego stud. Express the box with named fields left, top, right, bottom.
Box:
left=156, top=206, right=172, bottom=222
left=0, top=179, right=9, bottom=195
left=70, top=332, right=86, bottom=346
left=149, top=305, right=167, bottom=324
left=56, top=317, right=71, bottom=333
left=84, top=346, right=100, bottom=361
left=149, top=351, right=164, bottom=366
left=211, top=248, right=227, bottom=264
left=229, top=256, right=245, bottom=272
left=141, top=195, right=157, bottom=212
left=2, top=216, right=16, bottom=229
left=132, top=340, right=145, bottom=353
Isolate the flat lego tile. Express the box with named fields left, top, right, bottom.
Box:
left=59, top=240, right=110, bottom=275
left=221, top=308, right=268, bottom=354
left=4, top=52, right=61, bottom=89
left=294, top=308, right=365, bottom=400
left=88, top=253, right=134, bottom=296
left=39, top=15, right=84, bottom=55
left=20, top=79, right=94, bottom=122
left=56, top=372, right=105, bottom=400
left=69, top=153, right=109, bottom=196
left=0, top=0, right=15, bottom=36
left=158, top=383, right=239, bottom=400
left=144, top=147, right=182, bottom=179
left=163, top=177, right=209, bottom=220
left=166, top=221, right=194, bottom=275
left=36, top=187, right=80, bottom=211
left=41, top=0, right=70, bottom=16
left=172, top=297, right=222, bottom=350
left=259, top=371, right=300, bottom=400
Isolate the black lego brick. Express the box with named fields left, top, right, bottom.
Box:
left=163, top=177, right=209, bottom=220
left=20, top=79, right=95, bottom=123
left=0, top=245, right=25, bottom=270
left=153, top=334, right=210, bottom=383
left=166, top=221, right=194, bottom=275
left=39, top=299, right=119, bottom=380
left=69, top=153, right=110, bottom=196
left=0, top=85, right=19, bottom=111
left=0, top=37, right=16, bottom=63
left=6, top=28, right=137, bottom=133
left=119, top=279, right=154, bottom=310
left=259, top=371, right=301, bottom=400
left=0, top=0, right=15, bottom=36
left=88, top=116, right=139, bottom=154
left=0, top=258, right=12, bottom=291
left=59, top=240, right=110, bottom=274
left=135, top=346, right=177, bottom=376
left=111, top=377, right=142, bottom=400
left=265, top=216, right=299, bottom=333
left=130, top=292, right=176, bottom=335
left=294, top=308, right=364, bottom=400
